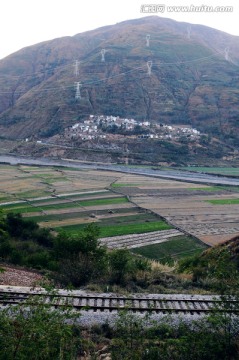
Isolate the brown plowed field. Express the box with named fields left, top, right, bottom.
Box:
left=113, top=174, right=239, bottom=246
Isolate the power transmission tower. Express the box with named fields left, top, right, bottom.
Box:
left=123, top=144, right=129, bottom=165
left=147, top=61, right=153, bottom=76
left=187, top=26, right=191, bottom=40
left=74, top=60, right=80, bottom=77
left=224, top=47, right=230, bottom=61
left=146, top=34, right=150, bottom=47
left=101, top=49, right=106, bottom=62
left=75, top=82, right=82, bottom=100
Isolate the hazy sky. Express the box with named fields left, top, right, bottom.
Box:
left=0, top=0, right=238, bottom=60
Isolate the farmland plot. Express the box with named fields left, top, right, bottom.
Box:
left=0, top=164, right=213, bottom=261
left=99, top=229, right=183, bottom=249
left=113, top=174, right=239, bottom=246
left=0, top=166, right=173, bottom=248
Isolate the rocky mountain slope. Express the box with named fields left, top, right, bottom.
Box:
left=0, top=16, right=239, bottom=146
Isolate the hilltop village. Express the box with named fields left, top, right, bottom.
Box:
left=59, top=115, right=201, bottom=142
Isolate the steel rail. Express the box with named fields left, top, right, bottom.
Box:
left=0, top=290, right=238, bottom=315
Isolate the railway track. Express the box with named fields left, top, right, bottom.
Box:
left=0, top=288, right=238, bottom=315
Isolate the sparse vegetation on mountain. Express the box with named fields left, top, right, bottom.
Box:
left=0, top=16, right=239, bottom=166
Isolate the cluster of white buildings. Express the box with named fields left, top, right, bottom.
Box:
left=64, top=114, right=201, bottom=141
left=89, top=115, right=150, bottom=130
left=155, top=124, right=201, bottom=140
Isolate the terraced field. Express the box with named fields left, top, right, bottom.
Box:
left=5, top=164, right=238, bottom=262
left=0, top=165, right=184, bottom=258
left=112, top=173, right=239, bottom=246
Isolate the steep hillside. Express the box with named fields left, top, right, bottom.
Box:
left=0, top=16, right=239, bottom=147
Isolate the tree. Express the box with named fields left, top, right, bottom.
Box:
left=0, top=209, right=8, bottom=242
left=178, top=247, right=239, bottom=359
left=6, top=213, right=38, bottom=238
left=109, top=248, right=134, bottom=285
left=53, top=224, right=108, bottom=286
left=206, top=249, right=239, bottom=360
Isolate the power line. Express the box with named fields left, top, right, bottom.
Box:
left=0, top=52, right=229, bottom=96
left=0, top=41, right=229, bottom=82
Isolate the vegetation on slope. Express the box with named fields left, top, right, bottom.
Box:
left=177, top=235, right=239, bottom=293
left=1, top=209, right=239, bottom=296
left=0, top=16, right=239, bottom=152
left=1, top=230, right=239, bottom=359
left=1, top=210, right=239, bottom=358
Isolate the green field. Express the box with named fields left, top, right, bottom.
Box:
left=0, top=163, right=211, bottom=264
left=26, top=191, right=110, bottom=205
left=98, top=213, right=159, bottom=226
left=206, top=198, right=239, bottom=205
left=180, top=167, right=239, bottom=176
left=1, top=196, right=129, bottom=213
left=188, top=186, right=221, bottom=192
left=27, top=207, right=141, bottom=223
left=111, top=183, right=139, bottom=188
left=131, top=236, right=208, bottom=265
left=57, top=220, right=171, bottom=238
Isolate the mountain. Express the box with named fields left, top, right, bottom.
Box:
left=0, top=16, right=239, bottom=148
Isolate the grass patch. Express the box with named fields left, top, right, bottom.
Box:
left=32, top=173, right=58, bottom=178
left=98, top=213, right=161, bottom=226
left=99, top=221, right=171, bottom=237
left=15, top=190, right=51, bottom=199
left=111, top=183, right=139, bottom=188
left=217, top=186, right=239, bottom=193
left=26, top=207, right=141, bottom=223
left=1, top=202, right=29, bottom=210
left=206, top=198, right=239, bottom=205
left=191, top=186, right=239, bottom=193
left=0, top=195, right=14, bottom=202
left=75, top=197, right=128, bottom=207
left=131, top=236, right=207, bottom=265
left=29, top=191, right=110, bottom=205
left=38, top=177, right=69, bottom=184
left=1, top=197, right=128, bottom=213
left=28, top=173, right=70, bottom=184
left=57, top=190, right=109, bottom=198
left=58, top=220, right=172, bottom=238
left=26, top=212, right=90, bottom=223
left=54, top=166, right=83, bottom=171
left=180, top=167, right=239, bottom=176
left=2, top=206, right=41, bottom=214
left=188, top=186, right=220, bottom=192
